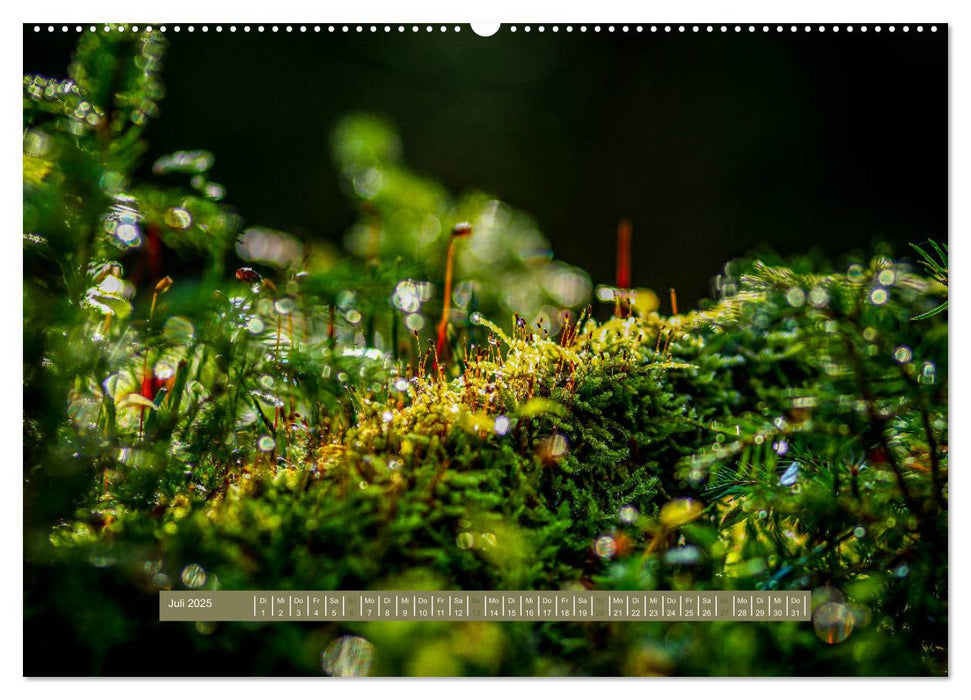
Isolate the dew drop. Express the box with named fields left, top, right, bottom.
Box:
left=258, top=435, right=276, bottom=452
left=538, top=433, right=569, bottom=460
left=164, top=207, right=192, bottom=229
left=594, top=535, right=617, bottom=559
left=274, top=297, right=296, bottom=315
left=663, top=545, right=701, bottom=566
left=779, top=462, right=800, bottom=486
left=619, top=505, right=639, bottom=524
left=114, top=222, right=142, bottom=247
left=404, top=313, right=424, bottom=331
left=813, top=602, right=854, bottom=644
left=180, top=563, right=207, bottom=589
left=251, top=390, right=284, bottom=408
left=786, top=287, right=806, bottom=307
left=164, top=316, right=195, bottom=344
left=452, top=280, right=476, bottom=308
left=154, top=361, right=176, bottom=381
left=877, top=268, right=896, bottom=286
left=808, top=286, right=829, bottom=308
left=392, top=280, right=421, bottom=312
left=205, top=183, right=225, bottom=200
left=322, top=635, right=374, bottom=677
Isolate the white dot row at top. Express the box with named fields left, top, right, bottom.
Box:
left=32, top=24, right=940, bottom=35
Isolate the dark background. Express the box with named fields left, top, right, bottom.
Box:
left=24, top=24, right=948, bottom=307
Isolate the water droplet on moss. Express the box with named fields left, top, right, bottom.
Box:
left=164, top=207, right=192, bottom=229
left=405, top=313, right=424, bottom=331
left=251, top=391, right=284, bottom=408
left=114, top=222, right=141, bottom=247
left=663, top=545, right=701, bottom=565
left=813, top=602, right=854, bottom=644
left=181, top=563, right=207, bottom=588
left=151, top=363, right=175, bottom=383
left=392, top=280, right=421, bottom=312
left=808, top=286, right=829, bottom=307
left=779, top=462, right=800, bottom=486
left=619, top=505, right=639, bottom=523
left=594, top=535, right=617, bottom=559
left=452, top=280, right=475, bottom=308
left=786, top=287, right=806, bottom=307
left=164, top=316, right=195, bottom=344
left=538, top=433, right=568, bottom=460
left=322, top=635, right=374, bottom=677
left=274, top=297, right=296, bottom=315
left=258, top=436, right=276, bottom=452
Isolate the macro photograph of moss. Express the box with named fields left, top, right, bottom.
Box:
left=23, top=22, right=946, bottom=677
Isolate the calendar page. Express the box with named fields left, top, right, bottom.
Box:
left=22, top=17, right=947, bottom=679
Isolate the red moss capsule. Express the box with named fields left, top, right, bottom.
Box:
left=236, top=267, right=262, bottom=284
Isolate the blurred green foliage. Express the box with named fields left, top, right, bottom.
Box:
left=24, top=28, right=947, bottom=676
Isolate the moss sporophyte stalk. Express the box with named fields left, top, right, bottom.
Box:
left=24, top=27, right=947, bottom=676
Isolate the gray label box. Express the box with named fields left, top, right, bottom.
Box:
left=160, top=590, right=810, bottom=622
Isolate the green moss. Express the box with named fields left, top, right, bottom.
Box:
left=24, top=28, right=947, bottom=677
